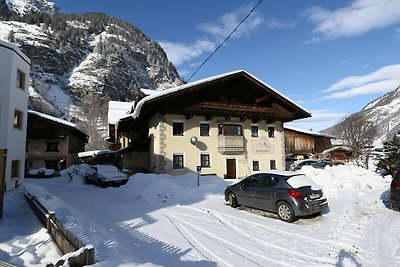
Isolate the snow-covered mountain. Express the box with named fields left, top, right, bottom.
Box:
left=4, top=0, right=59, bottom=16
left=323, top=85, right=400, bottom=143
left=0, top=0, right=182, bottom=148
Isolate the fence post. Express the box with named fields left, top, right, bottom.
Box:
left=0, top=149, right=7, bottom=219
left=85, top=245, right=95, bottom=265
left=47, top=211, right=55, bottom=233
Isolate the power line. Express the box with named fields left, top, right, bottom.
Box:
left=185, top=0, right=263, bottom=83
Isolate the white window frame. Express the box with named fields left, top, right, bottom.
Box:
left=251, top=124, right=259, bottom=138
left=172, top=152, right=185, bottom=169
left=199, top=121, right=210, bottom=137
left=200, top=152, right=211, bottom=168
left=172, top=120, right=185, bottom=136
left=268, top=124, right=275, bottom=138
left=252, top=159, right=260, bottom=172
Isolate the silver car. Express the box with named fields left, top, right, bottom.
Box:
left=224, top=171, right=328, bottom=222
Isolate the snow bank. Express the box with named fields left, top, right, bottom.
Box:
left=127, top=173, right=229, bottom=206
left=298, top=164, right=391, bottom=196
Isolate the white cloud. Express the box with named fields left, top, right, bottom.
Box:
left=159, top=40, right=215, bottom=66
left=159, top=5, right=263, bottom=72
left=321, top=64, right=400, bottom=99
left=198, top=6, right=263, bottom=40
left=266, top=18, right=295, bottom=30
left=307, top=0, right=400, bottom=40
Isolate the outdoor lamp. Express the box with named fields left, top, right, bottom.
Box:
left=190, top=136, right=198, bottom=145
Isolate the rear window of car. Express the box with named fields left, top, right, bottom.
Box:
left=96, top=165, right=119, bottom=173
left=286, top=175, right=321, bottom=190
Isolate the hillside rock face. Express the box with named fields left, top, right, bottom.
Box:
left=0, top=0, right=182, bottom=117
left=323, top=86, right=400, bottom=143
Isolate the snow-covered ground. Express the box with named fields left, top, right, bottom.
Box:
left=1, top=164, right=400, bottom=267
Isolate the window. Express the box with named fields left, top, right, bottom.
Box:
left=261, top=174, right=278, bottom=187
left=270, top=160, right=277, bottom=170
left=201, top=153, right=210, bottom=167
left=46, top=142, right=59, bottom=152
left=243, top=175, right=260, bottom=187
left=268, top=126, right=275, bottom=138
left=200, top=123, right=210, bottom=136
left=173, top=154, right=184, bottom=169
left=218, top=124, right=242, bottom=136
left=11, top=160, right=20, bottom=178
left=13, top=110, right=23, bottom=129
left=16, top=69, right=25, bottom=90
left=173, top=122, right=184, bottom=136
left=251, top=125, right=259, bottom=137
left=253, top=160, right=260, bottom=171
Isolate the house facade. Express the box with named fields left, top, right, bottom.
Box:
left=26, top=110, right=88, bottom=174
left=0, top=40, right=30, bottom=190
left=116, top=71, right=311, bottom=179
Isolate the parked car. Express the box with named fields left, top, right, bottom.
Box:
left=390, top=170, right=400, bottom=211
left=26, top=168, right=55, bottom=178
left=290, top=159, right=318, bottom=171
left=84, top=165, right=129, bottom=187
left=224, top=171, right=328, bottom=222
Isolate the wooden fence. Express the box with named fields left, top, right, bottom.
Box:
left=25, top=192, right=94, bottom=267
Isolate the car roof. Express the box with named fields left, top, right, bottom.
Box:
left=252, top=171, right=306, bottom=178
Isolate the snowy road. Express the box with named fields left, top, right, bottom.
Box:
left=15, top=165, right=400, bottom=266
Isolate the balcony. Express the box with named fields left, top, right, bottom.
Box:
left=218, top=136, right=244, bottom=153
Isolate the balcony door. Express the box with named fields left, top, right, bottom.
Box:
left=226, top=158, right=236, bottom=179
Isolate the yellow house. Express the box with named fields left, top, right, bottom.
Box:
left=116, top=70, right=311, bottom=179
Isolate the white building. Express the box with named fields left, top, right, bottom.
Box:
left=0, top=39, right=31, bottom=190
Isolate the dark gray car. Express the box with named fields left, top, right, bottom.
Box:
left=224, top=171, right=328, bottom=222
left=390, top=171, right=400, bottom=211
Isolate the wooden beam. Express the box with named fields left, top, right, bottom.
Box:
left=186, top=113, right=194, bottom=120
left=255, top=94, right=270, bottom=104
left=240, top=117, right=247, bottom=122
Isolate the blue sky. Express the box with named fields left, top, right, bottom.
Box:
left=52, top=0, right=400, bottom=131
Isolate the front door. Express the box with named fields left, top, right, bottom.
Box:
left=226, top=159, right=236, bottom=179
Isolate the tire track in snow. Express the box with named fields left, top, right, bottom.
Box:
left=179, top=206, right=363, bottom=258
left=170, top=209, right=335, bottom=266
left=166, top=212, right=293, bottom=267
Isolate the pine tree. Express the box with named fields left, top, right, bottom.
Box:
left=376, top=134, right=400, bottom=175
left=8, top=30, right=15, bottom=43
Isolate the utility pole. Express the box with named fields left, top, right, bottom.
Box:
left=0, top=149, right=7, bottom=219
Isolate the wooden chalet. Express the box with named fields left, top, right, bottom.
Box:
left=115, top=70, right=311, bottom=178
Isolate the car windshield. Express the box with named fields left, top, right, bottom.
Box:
left=286, top=174, right=321, bottom=190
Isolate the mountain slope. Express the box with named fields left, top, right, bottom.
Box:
left=323, top=85, right=400, bottom=143
left=0, top=0, right=182, bottom=148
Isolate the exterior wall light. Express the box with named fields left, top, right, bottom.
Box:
left=190, top=136, right=198, bottom=145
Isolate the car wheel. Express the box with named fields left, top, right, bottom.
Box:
left=276, top=201, right=296, bottom=222
left=392, top=203, right=400, bottom=212
left=228, top=192, right=238, bottom=208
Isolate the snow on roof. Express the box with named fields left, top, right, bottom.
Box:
left=284, top=125, right=336, bottom=138
left=78, top=149, right=116, bottom=158
left=108, top=101, right=133, bottom=124
left=140, top=88, right=159, bottom=96
left=130, top=70, right=310, bottom=119
left=28, top=109, right=87, bottom=136
left=322, top=146, right=352, bottom=154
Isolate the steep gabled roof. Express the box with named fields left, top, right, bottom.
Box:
left=118, top=70, right=311, bottom=131
left=284, top=125, right=336, bottom=138
left=132, top=70, right=310, bottom=119
left=28, top=110, right=88, bottom=138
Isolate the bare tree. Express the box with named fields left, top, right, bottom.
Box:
left=337, top=112, right=377, bottom=169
